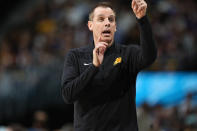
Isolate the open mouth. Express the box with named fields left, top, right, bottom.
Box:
left=102, top=30, right=111, bottom=35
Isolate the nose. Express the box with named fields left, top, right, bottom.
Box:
left=104, top=19, right=110, bottom=27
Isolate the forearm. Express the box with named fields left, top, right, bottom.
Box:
left=61, top=64, right=98, bottom=104
left=137, top=16, right=157, bottom=66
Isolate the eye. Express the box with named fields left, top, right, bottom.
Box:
left=98, top=17, right=104, bottom=22
left=108, top=17, right=115, bottom=22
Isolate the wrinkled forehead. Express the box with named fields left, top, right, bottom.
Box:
left=93, top=7, right=116, bottom=19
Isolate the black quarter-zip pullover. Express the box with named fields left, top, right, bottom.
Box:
left=61, top=16, right=157, bottom=131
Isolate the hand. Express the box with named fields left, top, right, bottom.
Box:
left=131, top=0, right=147, bottom=19
left=93, top=37, right=108, bottom=67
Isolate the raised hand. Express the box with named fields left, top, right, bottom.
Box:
left=93, top=37, right=108, bottom=67
left=131, top=0, right=147, bottom=19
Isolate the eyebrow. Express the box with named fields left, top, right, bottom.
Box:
left=96, top=14, right=115, bottom=17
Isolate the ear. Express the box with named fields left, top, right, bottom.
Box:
left=88, top=21, right=93, bottom=31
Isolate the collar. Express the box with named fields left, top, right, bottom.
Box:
left=105, top=41, right=115, bottom=55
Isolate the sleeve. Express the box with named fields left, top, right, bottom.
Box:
left=127, top=16, right=157, bottom=73
left=61, top=50, right=98, bottom=104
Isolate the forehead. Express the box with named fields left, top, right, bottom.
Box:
left=93, top=7, right=115, bottom=17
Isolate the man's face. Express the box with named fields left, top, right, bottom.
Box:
left=88, top=7, right=116, bottom=47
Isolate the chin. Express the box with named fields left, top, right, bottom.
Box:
left=103, top=38, right=112, bottom=43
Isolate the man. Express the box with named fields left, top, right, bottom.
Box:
left=61, top=0, right=157, bottom=131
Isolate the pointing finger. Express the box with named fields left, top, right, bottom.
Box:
left=132, top=0, right=135, bottom=9
left=132, top=0, right=138, bottom=13
left=98, top=36, right=102, bottom=42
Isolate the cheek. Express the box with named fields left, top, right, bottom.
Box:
left=112, top=24, right=116, bottom=31
left=112, top=28, right=116, bottom=34
left=94, top=26, right=102, bottom=34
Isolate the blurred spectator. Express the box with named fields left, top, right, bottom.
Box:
left=137, top=103, right=153, bottom=131
left=56, top=123, right=74, bottom=131
left=28, top=110, right=48, bottom=131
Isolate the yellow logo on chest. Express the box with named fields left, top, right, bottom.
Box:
left=113, top=57, right=122, bottom=66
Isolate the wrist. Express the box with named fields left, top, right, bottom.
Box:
left=93, top=62, right=99, bottom=67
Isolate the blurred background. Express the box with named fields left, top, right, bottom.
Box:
left=0, top=0, right=196, bottom=131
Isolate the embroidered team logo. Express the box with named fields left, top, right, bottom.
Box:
left=113, top=57, right=122, bottom=66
